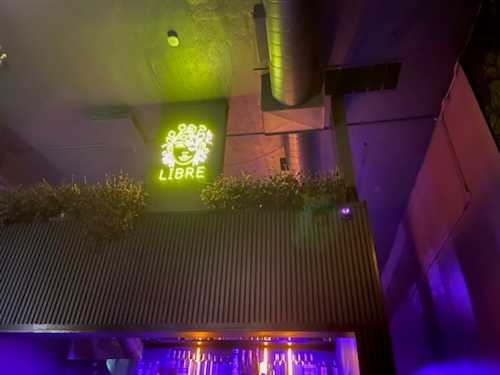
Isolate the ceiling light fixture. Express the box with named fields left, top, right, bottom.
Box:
left=167, top=30, right=180, bottom=47
left=0, top=45, right=7, bottom=67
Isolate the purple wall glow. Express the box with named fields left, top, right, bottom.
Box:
left=0, top=334, right=113, bottom=374
left=0, top=335, right=67, bottom=375
left=413, top=361, right=500, bottom=375
left=383, top=65, right=500, bottom=374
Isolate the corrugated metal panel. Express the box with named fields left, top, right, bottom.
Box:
left=0, top=203, right=386, bottom=331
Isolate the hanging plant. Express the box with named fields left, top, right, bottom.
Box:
left=76, top=173, right=146, bottom=241
left=7, top=180, right=80, bottom=223
left=0, top=173, right=146, bottom=241
left=200, top=170, right=347, bottom=210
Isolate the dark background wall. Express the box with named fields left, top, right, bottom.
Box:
left=383, top=66, right=500, bottom=374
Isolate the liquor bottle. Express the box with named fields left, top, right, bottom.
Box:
left=292, top=354, right=304, bottom=375
left=241, top=350, right=248, bottom=375
left=179, top=351, right=189, bottom=375
left=280, top=353, right=287, bottom=375
left=302, top=354, right=317, bottom=375
left=255, top=349, right=263, bottom=375
left=248, top=349, right=257, bottom=375
left=212, top=355, right=219, bottom=375
left=330, top=360, right=338, bottom=375
left=200, top=353, right=207, bottom=375
left=222, top=354, right=231, bottom=375
left=207, top=353, right=214, bottom=375
left=160, top=350, right=176, bottom=375
left=189, top=351, right=198, bottom=375
left=319, top=361, right=328, bottom=375
left=231, top=349, right=240, bottom=375
left=271, top=354, right=280, bottom=375
left=168, top=350, right=176, bottom=368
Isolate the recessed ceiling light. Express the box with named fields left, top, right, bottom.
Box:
left=167, top=30, right=180, bottom=47
left=0, top=45, right=7, bottom=67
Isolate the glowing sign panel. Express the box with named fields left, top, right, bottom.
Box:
left=159, top=123, right=213, bottom=181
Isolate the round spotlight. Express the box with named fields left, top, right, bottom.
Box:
left=339, top=206, right=352, bottom=220
left=0, top=45, right=7, bottom=67
left=167, top=30, right=180, bottom=47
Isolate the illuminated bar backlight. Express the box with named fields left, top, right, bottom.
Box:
left=287, top=347, right=293, bottom=375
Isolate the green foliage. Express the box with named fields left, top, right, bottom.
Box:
left=200, top=170, right=347, bottom=210
left=484, top=50, right=500, bottom=144
left=1, top=173, right=146, bottom=241
left=0, top=190, right=11, bottom=228
left=76, top=174, right=146, bottom=241
left=8, top=181, right=80, bottom=223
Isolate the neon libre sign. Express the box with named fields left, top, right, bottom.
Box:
left=159, top=123, right=214, bottom=181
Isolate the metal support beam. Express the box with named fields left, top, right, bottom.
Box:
left=331, top=95, right=358, bottom=201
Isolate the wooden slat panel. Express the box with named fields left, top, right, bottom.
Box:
left=0, top=203, right=386, bottom=332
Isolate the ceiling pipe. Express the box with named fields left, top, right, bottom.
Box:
left=263, top=0, right=321, bottom=172
left=282, top=132, right=322, bottom=174
left=263, top=0, right=315, bottom=106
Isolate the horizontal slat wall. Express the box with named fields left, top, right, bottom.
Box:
left=0, top=203, right=386, bottom=331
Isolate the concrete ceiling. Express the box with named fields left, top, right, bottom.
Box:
left=0, top=0, right=479, bottom=268
left=0, top=0, right=259, bottom=105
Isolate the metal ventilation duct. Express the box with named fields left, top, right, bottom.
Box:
left=264, top=0, right=315, bottom=106
left=282, top=132, right=322, bottom=174
left=253, top=4, right=269, bottom=67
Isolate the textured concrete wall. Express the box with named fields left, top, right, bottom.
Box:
left=383, top=65, right=500, bottom=374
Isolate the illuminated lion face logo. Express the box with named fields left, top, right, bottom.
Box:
left=161, top=124, right=213, bottom=168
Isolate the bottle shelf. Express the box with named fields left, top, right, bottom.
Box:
left=137, top=341, right=338, bottom=375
